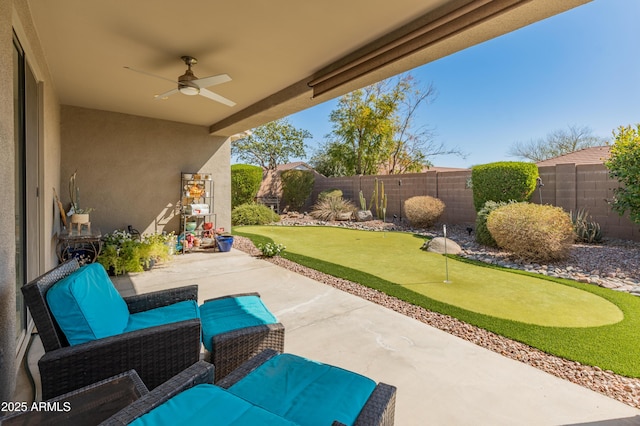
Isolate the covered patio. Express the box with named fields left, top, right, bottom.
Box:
left=18, top=248, right=640, bottom=424
left=3, top=0, right=600, bottom=413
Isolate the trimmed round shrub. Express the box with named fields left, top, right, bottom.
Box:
left=486, top=202, right=575, bottom=262
left=231, top=164, right=263, bottom=209
left=404, top=196, right=445, bottom=228
left=471, top=162, right=538, bottom=211
left=475, top=200, right=517, bottom=247
left=310, top=196, right=356, bottom=221
left=231, top=203, right=280, bottom=226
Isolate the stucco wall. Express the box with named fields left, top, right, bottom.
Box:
left=1, top=0, right=62, bottom=402
left=60, top=106, right=231, bottom=236
left=0, top=0, right=17, bottom=403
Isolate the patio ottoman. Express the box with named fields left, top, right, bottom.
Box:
left=199, top=292, right=285, bottom=381
left=219, top=350, right=397, bottom=426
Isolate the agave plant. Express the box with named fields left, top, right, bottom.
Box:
left=571, top=209, right=603, bottom=244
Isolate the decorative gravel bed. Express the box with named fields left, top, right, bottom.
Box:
left=233, top=219, right=640, bottom=409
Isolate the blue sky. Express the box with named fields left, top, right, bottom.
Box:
left=285, top=0, right=640, bottom=169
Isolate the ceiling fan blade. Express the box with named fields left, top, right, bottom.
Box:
left=193, top=73, right=232, bottom=89
left=124, top=66, right=177, bottom=85
left=154, top=88, right=179, bottom=100
left=199, top=88, right=236, bottom=107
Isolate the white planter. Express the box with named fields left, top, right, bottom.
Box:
left=71, top=213, right=90, bottom=224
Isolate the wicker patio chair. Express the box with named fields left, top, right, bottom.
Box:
left=21, top=258, right=202, bottom=400
left=201, top=292, right=285, bottom=382
left=105, top=350, right=396, bottom=426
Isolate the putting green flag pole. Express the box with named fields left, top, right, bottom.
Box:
left=443, top=224, right=451, bottom=284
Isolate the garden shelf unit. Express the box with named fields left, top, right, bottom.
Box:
left=180, top=172, right=215, bottom=253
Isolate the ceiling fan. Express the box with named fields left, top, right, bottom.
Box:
left=125, top=56, right=236, bottom=107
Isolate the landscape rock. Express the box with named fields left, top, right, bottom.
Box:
left=422, top=237, right=462, bottom=255
left=355, top=210, right=373, bottom=222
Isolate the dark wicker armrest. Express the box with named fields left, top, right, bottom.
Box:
left=124, top=285, right=198, bottom=314
left=38, top=319, right=202, bottom=399
left=101, top=361, right=214, bottom=426
left=203, top=292, right=260, bottom=303
left=216, top=348, right=279, bottom=389
left=210, top=323, right=285, bottom=382
left=352, top=383, right=397, bottom=426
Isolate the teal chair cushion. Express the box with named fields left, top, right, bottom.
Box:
left=46, top=263, right=129, bottom=346
left=130, top=384, right=297, bottom=426
left=228, top=353, right=377, bottom=426
left=200, top=296, right=277, bottom=352
left=125, top=300, right=200, bottom=333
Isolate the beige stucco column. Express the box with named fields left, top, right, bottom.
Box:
left=0, top=0, right=17, bottom=403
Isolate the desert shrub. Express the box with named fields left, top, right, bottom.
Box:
left=471, top=162, right=538, bottom=211
left=571, top=209, right=603, bottom=244
left=486, top=202, right=575, bottom=262
left=403, top=196, right=445, bottom=228
left=231, top=203, right=280, bottom=226
left=317, top=188, right=343, bottom=202
left=281, top=169, right=315, bottom=211
left=310, top=196, right=356, bottom=221
left=231, top=164, right=263, bottom=209
left=475, top=200, right=517, bottom=247
left=257, top=242, right=286, bottom=258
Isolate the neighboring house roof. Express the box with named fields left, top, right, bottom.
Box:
left=536, top=146, right=611, bottom=166
left=275, top=162, right=316, bottom=172
left=424, top=166, right=470, bottom=172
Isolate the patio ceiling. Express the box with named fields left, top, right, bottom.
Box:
left=27, top=0, right=589, bottom=136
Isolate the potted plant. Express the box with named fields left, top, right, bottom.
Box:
left=141, top=232, right=174, bottom=267
left=97, top=230, right=174, bottom=275
left=68, top=170, right=94, bottom=225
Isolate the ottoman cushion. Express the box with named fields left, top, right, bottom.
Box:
left=130, top=384, right=297, bottom=426
left=228, top=353, right=377, bottom=426
left=200, top=296, right=277, bottom=352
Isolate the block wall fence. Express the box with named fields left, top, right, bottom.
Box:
left=308, top=164, right=639, bottom=241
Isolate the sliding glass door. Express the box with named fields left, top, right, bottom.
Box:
left=14, top=33, right=40, bottom=352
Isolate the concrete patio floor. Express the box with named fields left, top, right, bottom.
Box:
left=19, top=248, right=640, bottom=425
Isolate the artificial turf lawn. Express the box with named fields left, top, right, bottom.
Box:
left=235, top=225, right=640, bottom=377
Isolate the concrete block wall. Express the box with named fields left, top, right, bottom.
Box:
left=312, top=170, right=476, bottom=226
left=311, top=164, right=639, bottom=241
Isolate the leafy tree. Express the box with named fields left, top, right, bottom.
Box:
left=604, top=124, right=640, bottom=224
left=280, top=170, right=315, bottom=211
left=311, top=74, right=464, bottom=176
left=232, top=118, right=311, bottom=170
left=508, top=125, right=607, bottom=162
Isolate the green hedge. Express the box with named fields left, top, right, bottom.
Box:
left=231, top=164, right=263, bottom=209
left=471, top=161, right=538, bottom=211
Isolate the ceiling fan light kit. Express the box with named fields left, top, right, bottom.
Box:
left=179, top=85, right=200, bottom=96
left=126, top=55, right=235, bottom=106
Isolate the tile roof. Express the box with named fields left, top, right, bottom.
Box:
left=536, top=146, right=610, bottom=166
